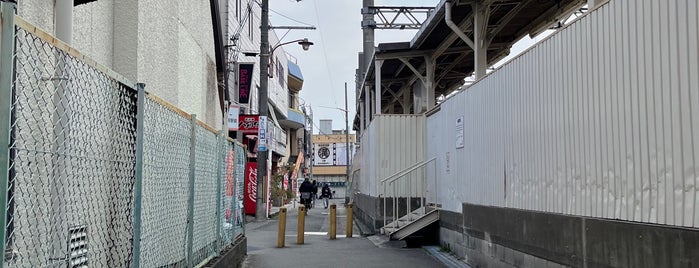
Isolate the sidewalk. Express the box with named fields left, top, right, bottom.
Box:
left=243, top=198, right=469, bottom=268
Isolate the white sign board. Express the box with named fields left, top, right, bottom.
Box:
left=228, top=105, right=240, bottom=131
left=258, top=116, right=268, bottom=152
left=456, top=116, right=464, bottom=149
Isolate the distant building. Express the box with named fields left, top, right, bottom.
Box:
left=319, top=119, right=333, bottom=135
left=311, top=121, right=355, bottom=198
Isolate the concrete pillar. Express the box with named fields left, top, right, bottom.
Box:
left=473, top=3, right=488, bottom=79
left=362, top=0, right=375, bottom=76
left=374, top=59, right=383, bottom=115
left=425, top=56, right=435, bottom=110
left=402, top=87, right=410, bottom=114
left=412, top=82, right=423, bottom=113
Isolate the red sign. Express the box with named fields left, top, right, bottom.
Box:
left=244, top=162, right=258, bottom=215
left=239, top=115, right=260, bottom=134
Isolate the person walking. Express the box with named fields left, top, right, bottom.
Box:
left=320, top=183, right=332, bottom=209
left=311, top=180, right=319, bottom=208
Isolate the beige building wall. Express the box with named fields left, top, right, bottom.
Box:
left=18, top=0, right=222, bottom=127
left=312, top=133, right=356, bottom=176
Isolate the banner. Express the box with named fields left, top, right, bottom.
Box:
left=244, top=162, right=257, bottom=215
left=228, top=105, right=240, bottom=131
left=313, top=143, right=353, bottom=166
left=238, top=63, right=254, bottom=103
left=290, top=151, right=304, bottom=182
left=238, top=115, right=259, bottom=134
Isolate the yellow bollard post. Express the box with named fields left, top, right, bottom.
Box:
left=346, top=203, right=353, bottom=238
left=297, top=205, right=305, bottom=244
left=329, top=204, right=337, bottom=240
left=277, top=207, right=287, bottom=248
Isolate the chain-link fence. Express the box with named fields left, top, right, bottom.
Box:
left=0, top=4, right=246, bottom=267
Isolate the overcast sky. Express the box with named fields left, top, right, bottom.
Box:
left=269, top=0, right=556, bottom=134
left=269, top=0, right=439, bottom=133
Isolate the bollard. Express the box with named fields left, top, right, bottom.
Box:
left=346, top=203, right=353, bottom=238
left=277, top=207, right=287, bottom=248
left=297, top=205, right=306, bottom=244
left=329, top=204, right=337, bottom=240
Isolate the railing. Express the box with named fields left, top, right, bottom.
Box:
left=0, top=4, right=246, bottom=267
left=380, top=157, right=437, bottom=230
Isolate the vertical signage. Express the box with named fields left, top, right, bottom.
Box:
left=258, top=116, right=268, bottom=152
left=238, top=63, right=254, bottom=103
left=228, top=105, right=240, bottom=131
left=244, top=162, right=257, bottom=215
left=456, top=116, right=464, bottom=149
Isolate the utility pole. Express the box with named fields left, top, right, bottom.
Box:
left=256, top=0, right=269, bottom=221
left=344, top=83, right=351, bottom=206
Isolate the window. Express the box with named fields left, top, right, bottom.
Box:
left=277, top=59, right=285, bottom=86
left=289, top=93, right=294, bottom=109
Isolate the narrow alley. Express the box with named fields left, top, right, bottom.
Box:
left=243, top=200, right=461, bottom=268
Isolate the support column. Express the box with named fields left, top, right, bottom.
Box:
left=362, top=0, right=375, bottom=76
left=424, top=56, right=435, bottom=110
left=402, top=87, right=410, bottom=114
left=473, top=2, right=489, bottom=79
left=412, top=83, right=423, bottom=113
left=364, top=85, right=371, bottom=127
left=374, top=59, right=383, bottom=115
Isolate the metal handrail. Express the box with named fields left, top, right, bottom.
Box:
left=381, top=158, right=437, bottom=232
left=380, top=157, right=437, bottom=183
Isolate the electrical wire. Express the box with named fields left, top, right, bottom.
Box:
left=310, top=0, right=339, bottom=107
left=269, top=8, right=314, bottom=27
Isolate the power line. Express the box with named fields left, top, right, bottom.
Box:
left=269, top=8, right=314, bottom=27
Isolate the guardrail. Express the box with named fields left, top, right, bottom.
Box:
left=380, top=157, right=437, bottom=230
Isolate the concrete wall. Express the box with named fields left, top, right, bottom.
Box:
left=17, top=0, right=222, bottom=127
left=439, top=204, right=699, bottom=268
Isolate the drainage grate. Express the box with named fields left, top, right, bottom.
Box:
left=68, top=225, right=88, bottom=268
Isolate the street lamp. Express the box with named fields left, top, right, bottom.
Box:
left=318, top=82, right=352, bottom=205
left=269, top=38, right=314, bottom=78
left=257, top=0, right=314, bottom=221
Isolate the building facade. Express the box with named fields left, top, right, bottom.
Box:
left=312, top=126, right=356, bottom=199
left=19, top=0, right=224, bottom=127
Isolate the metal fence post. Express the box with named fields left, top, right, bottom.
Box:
left=0, top=3, right=16, bottom=268
left=186, top=115, right=197, bottom=267
left=131, top=83, right=146, bottom=268
left=214, top=130, right=224, bottom=253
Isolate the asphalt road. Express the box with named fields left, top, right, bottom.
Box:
left=242, top=200, right=448, bottom=268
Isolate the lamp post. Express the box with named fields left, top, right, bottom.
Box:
left=257, top=0, right=314, bottom=220
left=319, top=82, right=352, bottom=205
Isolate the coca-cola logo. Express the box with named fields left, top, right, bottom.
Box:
left=246, top=166, right=257, bottom=203
left=239, top=119, right=259, bottom=129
